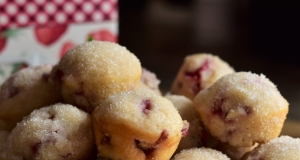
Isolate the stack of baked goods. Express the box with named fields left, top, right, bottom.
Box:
left=0, top=41, right=299, bottom=160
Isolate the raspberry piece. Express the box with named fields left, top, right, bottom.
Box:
left=135, top=139, right=155, bottom=157
left=141, top=99, right=152, bottom=115
left=135, top=130, right=169, bottom=157
left=212, top=97, right=226, bottom=119
left=156, top=130, right=169, bottom=145
left=7, top=87, right=19, bottom=99
left=181, top=121, right=189, bottom=137
left=185, top=59, right=209, bottom=94
left=31, top=141, right=42, bottom=155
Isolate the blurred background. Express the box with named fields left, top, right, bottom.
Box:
left=0, top=0, right=299, bottom=124
left=118, top=0, right=300, bottom=121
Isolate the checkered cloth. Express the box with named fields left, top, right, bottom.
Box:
left=0, top=0, right=118, bottom=30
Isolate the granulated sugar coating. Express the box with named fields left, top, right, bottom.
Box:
left=92, top=89, right=183, bottom=160
left=172, top=147, right=230, bottom=160
left=50, top=41, right=142, bottom=113
left=138, top=68, right=162, bottom=95
left=0, top=104, right=94, bottom=160
left=165, top=95, right=204, bottom=152
left=193, top=72, right=289, bottom=147
left=242, top=136, right=300, bottom=160
left=0, top=65, right=61, bottom=131
left=171, top=53, right=235, bottom=100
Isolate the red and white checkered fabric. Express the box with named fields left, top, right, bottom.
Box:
left=0, top=0, right=118, bottom=30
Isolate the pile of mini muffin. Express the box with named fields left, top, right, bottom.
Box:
left=0, top=41, right=299, bottom=160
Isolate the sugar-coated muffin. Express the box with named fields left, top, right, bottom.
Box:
left=171, top=53, right=234, bottom=100
left=93, top=89, right=184, bottom=160
left=194, top=72, right=289, bottom=147
left=165, top=94, right=255, bottom=159
left=50, top=41, right=142, bottom=113
left=164, top=95, right=203, bottom=152
left=161, top=107, right=254, bottom=160
left=138, top=68, right=161, bottom=95
left=172, top=147, right=230, bottom=160
left=0, top=104, right=95, bottom=160
left=0, top=65, right=61, bottom=131
left=242, top=136, right=300, bottom=160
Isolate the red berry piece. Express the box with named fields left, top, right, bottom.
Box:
left=185, top=59, right=210, bottom=94
left=135, top=130, right=169, bottom=158
left=155, top=130, right=169, bottom=145
left=31, top=141, right=42, bottom=155
left=141, top=99, right=152, bottom=115
left=31, top=138, right=52, bottom=156
left=212, top=97, right=226, bottom=119
left=6, top=87, right=19, bottom=99
left=135, top=139, right=155, bottom=157
left=181, top=121, right=190, bottom=137
left=48, top=114, right=55, bottom=120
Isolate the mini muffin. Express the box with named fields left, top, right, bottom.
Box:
left=0, top=65, right=61, bottom=131
left=172, top=147, right=230, bottom=160
left=138, top=68, right=161, bottom=95
left=165, top=95, right=203, bottom=152
left=164, top=94, right=253, bottom=159
left=194, top=72, right=289, bottom=147
left=50, top=41, right=142, bottom=113
left=242, top=136, right=300, bottom=160
left=93, top=89, right=184, bottom=160
left=171, top=53, right=234, bottom=100
left=0, top=104, right=94, bottom=160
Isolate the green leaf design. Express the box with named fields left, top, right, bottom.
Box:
left=0, top=68, right=4, bottom=76
left=1, top=29, right=20, bottom=39
left=12, top=63, right=22, bottom=73
left=87, top=35, right=94, bottom=42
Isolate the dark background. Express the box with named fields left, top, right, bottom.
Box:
left=118, top=0, right=300, bottom=120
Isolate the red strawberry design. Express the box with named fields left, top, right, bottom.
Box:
left=35, top=25, right=68, bottom=46
left=0, top=36, right=6, bottom=53
left=88, top=29, right=117, bottom=42
left=0, top=29, right=19, bottom=53
left=59, top=41, right=77, bottom=58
